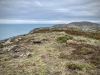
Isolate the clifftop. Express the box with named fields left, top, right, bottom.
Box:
left=0, top=21, right=100, bottom=75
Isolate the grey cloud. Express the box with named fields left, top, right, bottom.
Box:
left=0, top=0, right=100, bottom=21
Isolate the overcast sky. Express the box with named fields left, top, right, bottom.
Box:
left=0, top=0, right=100, bottom=24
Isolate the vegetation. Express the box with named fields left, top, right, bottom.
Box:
left=29, top=27, right=100, bottom=40
left=0, top=27, right=100, bottom=75
left=58, top=53, right=69, bottom=59
left=68, top=63, right=83, bottom=70
left=70, top=43, right=100, bottom=70
left=65, top=28, right=100, bottom=40
left=91, top=56, right=100, bottom=69
left=73, top=46, right=94, bottom=55
left=57, top=36, right=68, bottom=43
left=0, top=43, right=3, bottom=48
left=57, top=35, right=73, bottom=43
left=66, top=62, right=95, bottom=70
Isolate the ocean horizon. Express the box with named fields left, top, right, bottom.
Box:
left=0, top=24, right=54, bottom=40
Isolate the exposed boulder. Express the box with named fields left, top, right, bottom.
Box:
left=10, top=37, right=23, bottom=42
left=15, top=38, right=22, bottom=42
left=4, top=39, right=11, bottom=45
left=7, top=45, right=19, bottom=52
left=32, top=40, right=42, bottom=44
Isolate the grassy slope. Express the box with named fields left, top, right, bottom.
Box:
left=0, top=31, right=100, bottom=75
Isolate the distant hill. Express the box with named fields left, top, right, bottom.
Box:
left=53, top=21, right=100, bottom=30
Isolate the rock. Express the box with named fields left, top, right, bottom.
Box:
left=20, top=54, right=24, bottom=57
left=7, top=45, right=19, bottom=52
left=26, top=53, right=32, bottom=57
left=4, top=39, right=11, bottom=45
left=33, top=40, right=42, bottom=44
left=15, top=39, right=19, bottom=42
left=8, top=46, right=14, bottom=51
left=15, top=38, right=22, bottom=42
left=18, top=38, right=22, bottom=40
left=13, top=55, right=19, bottom=58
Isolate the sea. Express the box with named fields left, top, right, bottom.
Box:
left=0, top=24, right=54, bottom=40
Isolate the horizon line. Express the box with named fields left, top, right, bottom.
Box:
left=0, top=19, right=100, bottom=24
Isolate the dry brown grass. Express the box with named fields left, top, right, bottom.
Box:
left=0, top=31, right=100, bottom=75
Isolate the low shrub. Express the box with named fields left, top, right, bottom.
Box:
left=67, top=63, right=83, bottom=70
left=57, top=35, right=73, bottom=43
left=58, top=53, right=69, bottom=59
left=91, top=56, right=100, bottom=69
left=73, top=45, right=94, bottom=55
left=0, top=43, right=3, bottom=48
left=66, top=62, right=95, bottom=70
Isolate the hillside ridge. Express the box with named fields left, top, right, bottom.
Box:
left=53, top=21, right=100, bottom=30
left=0, top=21, right=100, bottom=75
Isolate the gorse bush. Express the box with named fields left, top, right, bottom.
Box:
left=57, top=35, right=73, bottom=43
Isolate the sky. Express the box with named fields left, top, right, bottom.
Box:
left=0, top=0, right=100, bottom=24
left=0, top=0, right=100, bottom=40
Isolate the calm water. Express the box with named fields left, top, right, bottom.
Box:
left=0, top=24, right=54, bottom=40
